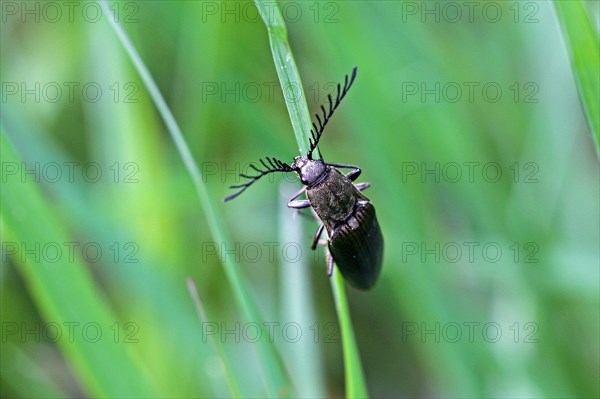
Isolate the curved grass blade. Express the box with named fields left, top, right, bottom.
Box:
left=187, top=278, right=242, bottom=398
left=278, top=185, right=326, bottom=397
left=554, top=0, right=600, bottom=152
left=254, top=0, right=312, bottom=155
left=331, top=270, right=369, bottom=398
left=254, top=0, right=369, bottom=396
left=0, top=130, right=154, bottom=398
left=97, top=1, right=292, bottom=396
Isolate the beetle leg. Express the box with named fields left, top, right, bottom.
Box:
left=311, top=224, right=325, bottom=250
left=289, top=200, right=311, bottom=209
left=287, top=187, right=311, bottom=209
left=326, top=162, right=362, bottom=181
left=354, top=182, right=370, bottom=191
left=326, top=251, right=334, bottom=276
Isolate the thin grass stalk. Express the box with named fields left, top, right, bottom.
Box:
left=254, top=0, right=369, bottom=396
left=278, top=184, right=325, bottom=397
left=331, top=270, right=369, bottom=398
left=187, top=279, right=242, bottom=398
left=254, top=0, right=312, bottom=154
left=553, top=0, right=600, bottom=152
left=98, top=1, right=291, bottom=396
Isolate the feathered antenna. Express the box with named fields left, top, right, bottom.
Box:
left=307, top=66, right=358, bottom=160
left=223, top=157, right=293, bottom=202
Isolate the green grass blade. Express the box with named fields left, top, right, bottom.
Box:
left=0, top=130, right=154, bottom=398
left=254, top=0, right=369, bottom=396
left=187, top=279, right=242, bottom=399
left=254, top=0, right=312, bottom=154
left=554, top=0, right=600, bottom=151
left=331, top=270, right=369, bottom=398
left=97, top=1, right=292, bottom=396
left=0, top=344, right=68, bottom=398
left=278, top=185, right=326, bottom=397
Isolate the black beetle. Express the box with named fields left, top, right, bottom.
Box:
left=224, top=67, right=383, bottom=290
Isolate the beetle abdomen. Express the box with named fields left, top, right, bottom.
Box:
left=328, top=202, right=383, bottom=290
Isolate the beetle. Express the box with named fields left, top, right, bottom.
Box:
left=224, top=67, right=383, bottom=290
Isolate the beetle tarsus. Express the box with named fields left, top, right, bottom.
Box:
left=326, top=252, right=334, bottom=276
left=289, top=200, right=311, bottom=209
left=326, top=162, right=362, bottom=181
left=311, top=224, right=325, bottom=250
left=354, top=182, right=370, bottom=191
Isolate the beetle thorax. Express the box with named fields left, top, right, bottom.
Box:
left=292, top=156, right=326, bottom=185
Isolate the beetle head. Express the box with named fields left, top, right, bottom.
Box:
left=292, top=156, right=326, bottom=185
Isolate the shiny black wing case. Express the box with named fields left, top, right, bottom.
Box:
left=328, top=202, right=383, bottom=290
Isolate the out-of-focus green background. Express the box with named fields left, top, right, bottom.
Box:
left=1, top=1, right=598, bottom=398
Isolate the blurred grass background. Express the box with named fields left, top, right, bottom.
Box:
left=1, top=1, right=599, bottom=398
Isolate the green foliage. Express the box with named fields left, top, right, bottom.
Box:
left=554, top=0, right=600, bottom=151
left=1, top=133, right=153, bottom=397
left=1, top=1, right=598, bottom=398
